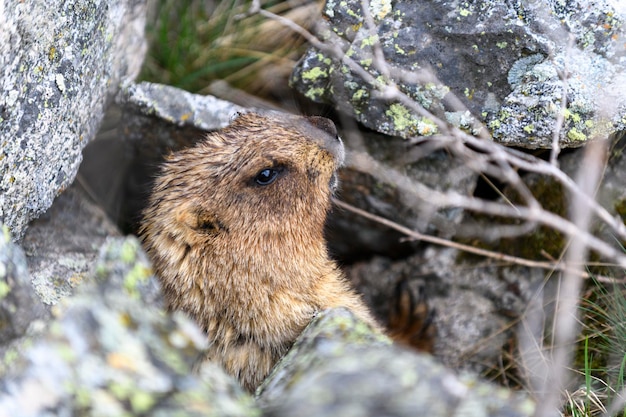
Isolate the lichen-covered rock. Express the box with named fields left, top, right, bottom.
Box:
left=121, top=82, right=244, bottom=132
left=0, top=225, right=47, bottom=363
left=0, top=0, right=148, bottom=240
left=347, top=131, right=626, bottom=377
left=0, top=237, right=259, bottom=417
left=258, top=308, right=534, bottom=417
left=291, top=0, right=626, bottom=148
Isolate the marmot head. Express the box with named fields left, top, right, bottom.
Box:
left=140, top=112, right=344, bottom=271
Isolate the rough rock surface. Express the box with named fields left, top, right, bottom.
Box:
left=21, top=183, right=121, bottom=306
left=0, top=0, right=148, bottom=240
left=0, top=225, right=48, bottom=366
left=0, top=236, right=259, bottom=417
left=346, top=249, right=545, bottom=374
left=258, top=308, right=535, bottom=417
left=291, top=0, right=626, bottom=148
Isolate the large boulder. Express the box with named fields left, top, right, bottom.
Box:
left=258, top=308, right=535, bottom=417
left=0, top=0, right=148, bottom=240
left=291, top=0, right=626, bottom=148
left=0, top=236, right=259, bottom=417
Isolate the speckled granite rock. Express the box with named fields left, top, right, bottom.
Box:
left=0, top=236, right=259, bottom=417
left=258, top=308, right=535, bottom=417
left=291, top=0, right=626, bottom=148
left=0, top=0, right=147, bottom=240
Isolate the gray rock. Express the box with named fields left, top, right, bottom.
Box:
left=120, top=81, right=244, bottom=132
left=22, top=183, right=120, bottom=306
left=346, top=249, right=545, bottom=374
left=0, top=180, right=122, bottom=374
left=0, top=224, right=47, bottom=366
left=258, top=308, right=535, bottom=417
left=0, top=0, right=148, bottom=240
left=291, top=0, right=625, bottom=148
left=0, top=236, right=259, bottom=417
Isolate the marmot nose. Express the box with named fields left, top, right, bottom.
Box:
left=304, top=115, right=345, bottom=167
left=306, top=116, right=338, bottom=140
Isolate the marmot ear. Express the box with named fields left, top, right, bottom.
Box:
left=176, top=206, right=225, bottom=234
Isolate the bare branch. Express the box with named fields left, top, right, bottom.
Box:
left=533, top=135, right=608, bottom=417
left=332, top=198, right=625, bottom=285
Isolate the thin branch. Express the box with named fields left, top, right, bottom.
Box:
left=533, top=136, right=608, bottom=417
left=332, top=198, right=625, bottom=285
left=347, top=150, right=626, bottom=268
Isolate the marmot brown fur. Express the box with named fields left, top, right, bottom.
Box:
left=139, top=112, right=380, bottom=391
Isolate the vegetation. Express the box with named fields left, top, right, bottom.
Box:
left=141, top=0, right=314, bottom=104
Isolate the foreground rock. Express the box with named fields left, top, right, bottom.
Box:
left=0, top=236, right=258, bottom=417
left=291, top=0, right=626, bottom=148
left=259, top=308, right=535, bottom=417
left=0, top=232, right=533, bottom=416
left=0, top=0, right=148, bottom=240
left=0, top=226, right=48, bottom=367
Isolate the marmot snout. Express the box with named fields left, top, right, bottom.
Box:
left=139, top=112, right=380, bottom=391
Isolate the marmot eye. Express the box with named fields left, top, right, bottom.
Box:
left=254, top=168, right=280, bottom=186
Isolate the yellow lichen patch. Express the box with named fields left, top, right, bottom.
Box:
left=301, top=67, right=328, bottom=81
left=567, top=127, right=587, bottom=142
left=0, top=281, right=10, bottom=300
left=369, top=0, right=392, bottom=20
left=385, top=103, right=416, bottom=132
left=107, top=351, right=138, bottom=372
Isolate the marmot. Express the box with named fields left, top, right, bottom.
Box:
left=139, top=112, right=381, bottom=391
